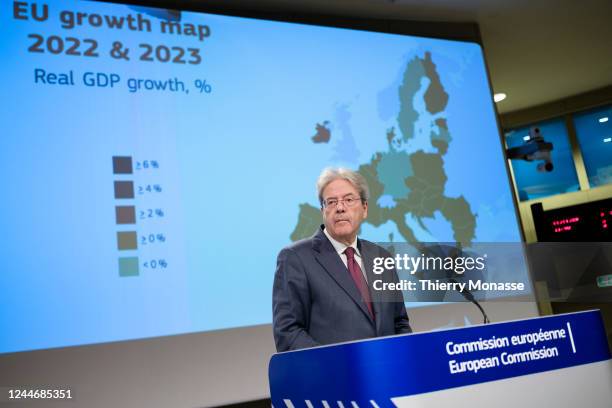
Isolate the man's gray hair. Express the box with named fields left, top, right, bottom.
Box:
left=317, top=167, right=370, bottom=206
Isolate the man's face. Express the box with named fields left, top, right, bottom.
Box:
left=321, top=179, right=368, bottom=245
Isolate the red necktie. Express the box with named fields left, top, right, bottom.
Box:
left=344, top=247, right=374, bottom=320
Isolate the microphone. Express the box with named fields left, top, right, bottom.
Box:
left=448, top=278, right=490, bottom=324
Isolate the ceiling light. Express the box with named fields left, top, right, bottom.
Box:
left=523, top=136, right=530, bottom=141
left=494, top=93, right=507, bottom=103
left=599, top=117, right=609, bottom=123
left=604, top=138, right=612, bottom=143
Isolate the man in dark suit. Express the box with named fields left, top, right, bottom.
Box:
left=273, top=168, right=412, bottom=352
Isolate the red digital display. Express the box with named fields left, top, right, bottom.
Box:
left=600, top=208, right=611, bottom=230
left=531, top=198, right=612, bottom=241
left=551, top=216, right=581, bottom=233
left=549, top=208, right=612, bottom=233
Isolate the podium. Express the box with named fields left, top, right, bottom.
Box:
left=269, top=310, right=611, bottom=408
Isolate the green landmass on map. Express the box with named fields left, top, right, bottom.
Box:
left=311, top=121, right=331, bottom=143
left=291, top=52, right=476, bottom=246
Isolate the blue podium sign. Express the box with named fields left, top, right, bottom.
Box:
left=269, top=310, right=611, bottom=408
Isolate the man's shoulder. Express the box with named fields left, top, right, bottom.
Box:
left=279, top=235, right=316, bottom=255
left=359, top=238, right=393, bottom=257
left=275, top=236, right=320, bottom=270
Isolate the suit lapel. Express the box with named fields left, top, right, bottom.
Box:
left=359, top=239, right=383, bottom=334
left=312, top=228, right=374, bottom=324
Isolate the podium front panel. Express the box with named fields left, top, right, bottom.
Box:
left=269, top=310, right=611, bottom=408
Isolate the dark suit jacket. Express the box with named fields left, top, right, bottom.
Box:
left=273, top=226, right=412, bottom=351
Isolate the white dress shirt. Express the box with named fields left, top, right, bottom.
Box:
left=323, top=228, right=368, bottom=283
